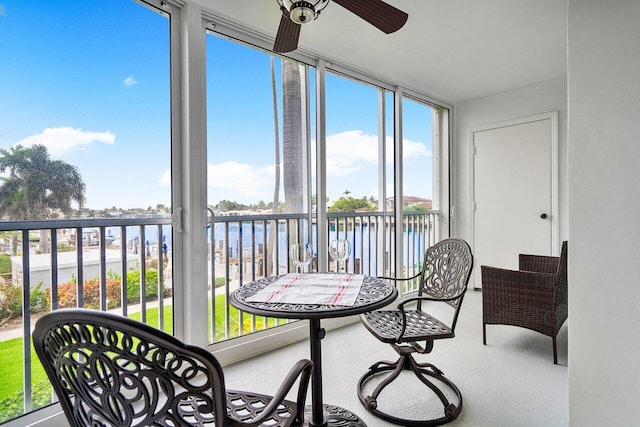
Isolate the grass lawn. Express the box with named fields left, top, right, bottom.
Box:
left=0, top=338, right=47, bottom=402
left=0, top=293, right=282, bottom=422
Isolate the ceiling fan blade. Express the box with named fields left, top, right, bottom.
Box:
left=332, top=0, right=408, bottom=34
left=274, top=11, right=301, bottom=53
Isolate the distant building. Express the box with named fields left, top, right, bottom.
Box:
left=385, top=196, right=432, bottom=210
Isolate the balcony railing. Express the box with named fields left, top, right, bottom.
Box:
left=0, top=209, right=438, bottom=423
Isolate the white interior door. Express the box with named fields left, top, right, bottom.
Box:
left=472, top=112, right=558, bottom=288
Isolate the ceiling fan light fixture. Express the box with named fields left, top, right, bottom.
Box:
left=289, top=2, right=316, bottom=24
left=273, top=0, right=406, bottom=53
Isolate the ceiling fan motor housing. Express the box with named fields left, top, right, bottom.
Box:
left=289, top=1, right=317, bottom=24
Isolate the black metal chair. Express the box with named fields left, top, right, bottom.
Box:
left=357, top=238, right=473, bottom=426
left=33, top=308, right=313, bottom=427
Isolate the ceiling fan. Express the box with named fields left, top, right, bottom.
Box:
left=273, top=0, right=408, bottom=53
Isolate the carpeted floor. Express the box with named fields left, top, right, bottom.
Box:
left=223, top=289, right=568, bottom=426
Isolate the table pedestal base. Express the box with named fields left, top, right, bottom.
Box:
left=304, top=404, right=367, bottom=427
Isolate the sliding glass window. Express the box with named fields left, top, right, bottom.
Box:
left=205, top=33, right=314, bottom=343
left=324, top=73, right=389, bottom=276
left=400, top=96, right=440, bottom=289
left=0, top=0, right=172, bottom=422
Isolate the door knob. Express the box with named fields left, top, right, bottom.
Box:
left=540, top=213, right=548, bottom=219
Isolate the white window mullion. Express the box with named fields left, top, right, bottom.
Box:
left=315, top=59, right=328, bottom=271
left=174, top=3, right=208, bottom=346
left=394, top=88, right=404, bottom=279
left=377, top=89, right=387, bottom=277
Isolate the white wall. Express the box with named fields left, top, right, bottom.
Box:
left=568, top=1, right=640, bottom=425
left=453, top=77, right=568, bottom=275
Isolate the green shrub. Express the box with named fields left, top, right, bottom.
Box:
left=29, top=282, right=47, bottom=312
left=49, top=278, right=122, bottom=310
left=0, top=281, right=47, bottom=322
left=0, top=378, right=51, bottom=423
left=46, top=269, right=161, bottom=309
left=214, top=277, right=226, bottom=288
left=126, top=269, right=160, bottom=303
left=0, top=281, right=21, bottom=322
left=0, top=254, right=12, bottom=276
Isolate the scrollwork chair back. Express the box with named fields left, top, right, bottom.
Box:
left=418, top=238, right=474, bottom=312
left=33, top=308, right=312, bottom=427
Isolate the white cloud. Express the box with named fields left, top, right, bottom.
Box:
left=0, top=4, right=6, bottom=16
left=159, top=169, right=171, bottom=186
left=159, top=162, right=275, bottom=204
left=323, top=130, right=431, bottom=177
left=325, top=130, right=376, bottom=176
left=401, top=138, right=432, bottom=159
left=123, top=75, right=138, bottom=86
left=208, top=161, right=275, bottom=202
left=162, top=130, right=431, bottom=203
left=14, top=127, right=115, bottom=157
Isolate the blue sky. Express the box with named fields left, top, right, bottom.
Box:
left=0, top=0, right=433, bottom=210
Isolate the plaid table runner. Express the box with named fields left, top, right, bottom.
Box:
left=246, top=273, right=364, bottom=306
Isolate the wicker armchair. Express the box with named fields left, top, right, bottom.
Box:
left=481, top=241, right=568, bottom=364
left=33, top=308, right=313, bottom=427
left=358, top=238, right=473, bottom=426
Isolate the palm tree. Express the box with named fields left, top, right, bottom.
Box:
left=282, top=59, right=304, bottom=271
left=282, top=59, right=303, bottom=214
left=266, top=58, right=305, bottom=275
left=0, top=145, right=32, bottom=255
left=267, top=55, right=281, bottom=275
left=0, top=144, right=86, bottom=253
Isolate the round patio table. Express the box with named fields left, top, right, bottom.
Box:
left=230, top=273, right=397, bottom=427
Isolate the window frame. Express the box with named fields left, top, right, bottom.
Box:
left=200, top=11, right=452, bottom=363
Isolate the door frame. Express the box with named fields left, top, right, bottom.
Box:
left=469, top=111, right=559, bottom=288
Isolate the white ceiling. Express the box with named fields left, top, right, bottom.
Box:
left=200, top=0, right=567, bottom=104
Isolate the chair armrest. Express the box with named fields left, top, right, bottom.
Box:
left=238, top=359, right=313, bottom=426
left=378, top=271, right=422, bottom=283
left=397, top=293, right=463, bottom=310
left=519, top=254, right=559, bottom=274
left=393, top=294, right=463, bottom=341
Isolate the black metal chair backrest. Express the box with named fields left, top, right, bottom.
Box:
left=418, top=237, right=474, bottom=309
left=33, top=308, right=228, bottom=427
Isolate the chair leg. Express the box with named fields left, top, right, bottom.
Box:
left=483, top=323, right=486, bottom=345
left=409, top=356, right=461, bottom=416
left=552, top=336, right=558, bottom=364
left=358, top=353, right=462, bottom=426
left=368, top=359, right=399, bottom=372
left=371, top=356, right=406, bottom=401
